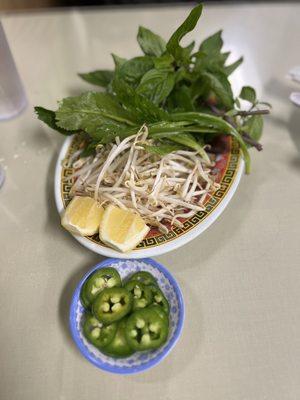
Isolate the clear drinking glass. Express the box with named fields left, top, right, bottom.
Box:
left=0, top=21, right=27, bottom=120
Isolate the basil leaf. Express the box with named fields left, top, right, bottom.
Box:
left=190, top=74, right=210, bottom=101
left=112, top=78, right=169, bottom=123
left=111, top=53, right=126, bottom=68
left=240, top=86, right=256, bottom=104
left=201, top=71, right=234, bottom=108
left=244, top=115, right=263, bottom=141
left=137, top=26, right=166, bottom=57
left=169, top=85, right=195, bottom=111
left=193, top=50, right=228, bottom=75
left=194, top=30, right=243, bottom=78
left=221, top=52, right=231, bottom=64
left=235, top=97, right=241, bottom=108
left=166, top=4, right=203, bottom=61
left=154, top=53, right=174, bottom=70
left=199, top=30, right=223, bottom=55
left=118, top=56, right=154, bottom=86
left=185, top=40, right=196, bottom=55
left=34, top=107, right=74, bottom=135
left=224, top=56, right=243, bottom=76
left=137, top=69, right=175, bottom=105
left=78, top=70, right=114, bottom=87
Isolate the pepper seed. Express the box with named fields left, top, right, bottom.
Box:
left=130, top=329, right=138, bottom=338
left=101, top=302, right=110, bottom=312
left=136, top=319, right=145, bottom=329
left=95, top=277, right=105, bottom=288
left=110, top=296, right=120, bottom=304
left=91, top=328, right=101, bottom=339
left=141, top=333, right=151, bottom=345
left=111, top=303, right=122, bottom=312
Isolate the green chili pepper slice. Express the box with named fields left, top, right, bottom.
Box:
left=102, top=318, right=135, bottom=358
left=82, top=313, right=117, bottom=349
left=80, top=267, right=122, bottom=309
left=125, top=308, right=169, bottom=351
left=128, top=271, right=157, bottom=286
left=148, top=284, right=170, bottom=315
left=148, top=304, right=169, bottom=325
left=92, top=287, right=133, bottom=324
left=125, top=280, right=153, bottom=311
left=80, top=288, right=90, bottom=310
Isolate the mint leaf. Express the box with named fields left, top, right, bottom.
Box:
left=34, top=107, right=74, bottom=135
left=166, top=4, right=203, bottom=62
left=137, top=26, right=166, bottom=57
left=240, top=86, right=256, bottom=104
left=137, top=69, right=175, bottom=105
left=78, top=70, right=113, bottom=87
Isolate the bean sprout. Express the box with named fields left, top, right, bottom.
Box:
left=65, top=126, right=219, bottom=233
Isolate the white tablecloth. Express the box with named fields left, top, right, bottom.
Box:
left=0, top=3, right=300, bottom=399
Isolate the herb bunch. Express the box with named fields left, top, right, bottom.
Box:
left=35, top=4, right=269, bottom=173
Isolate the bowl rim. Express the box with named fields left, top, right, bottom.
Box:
left=69, top=257, right=185, bottom=375
left=56, top=135, right=244, bottom=258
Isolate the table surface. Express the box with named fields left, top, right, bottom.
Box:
left=1, top=3, right=300, bottom=400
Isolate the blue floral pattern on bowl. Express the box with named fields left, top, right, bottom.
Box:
left=70, top=258, right=185, bottom=374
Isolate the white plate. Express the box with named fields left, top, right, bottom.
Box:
left=55, top=135, right=244, bottom=258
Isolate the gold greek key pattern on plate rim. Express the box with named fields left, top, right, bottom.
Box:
left=60, top=136, right=241, bottom=250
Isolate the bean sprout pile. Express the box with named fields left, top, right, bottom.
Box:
left=64, top=126, right=220, bottom=233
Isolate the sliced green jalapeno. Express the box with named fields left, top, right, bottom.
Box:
left=148, top=284, right=170, bottom=315
left=83, top=313, right=117, bottom=349
left=125, top=308, right=169, bottom=351
left=80, top=289, right=90, bottom=310
left=125, top=280, right=153, bottom=311
left=80, top=268, right=121, bottom=309
left=102, top=319, right=135, bottom=358
left=128, top=271, right=157, bottom=286
left=92, top=287, right=133, bottom=324
left=148, top=304, right=169, bottom=325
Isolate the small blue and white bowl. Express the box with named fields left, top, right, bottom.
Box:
left=69, top=258, right=185, bottom=374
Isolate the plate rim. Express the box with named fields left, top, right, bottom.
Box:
left=55, top=135, right=244, bottom=258
left=69, top=257, right=185, bottom=374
